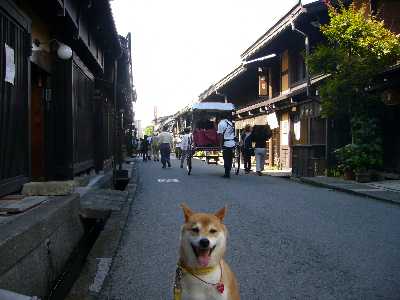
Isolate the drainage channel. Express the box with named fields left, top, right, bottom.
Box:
left=46, top=174, right=130, bottom=300
left=46, top=216, right=107, bottom=300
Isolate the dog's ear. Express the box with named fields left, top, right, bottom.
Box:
left=214, top=206, right=227, bottom=222
left=180, top=203, right=194, bottom=222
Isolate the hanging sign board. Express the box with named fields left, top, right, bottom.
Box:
left=5, top=44, right=15, bottom=85
left=266, top=112, right=279, bottom=129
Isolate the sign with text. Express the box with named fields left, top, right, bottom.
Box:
left=4, top=44, right=15, bottom=85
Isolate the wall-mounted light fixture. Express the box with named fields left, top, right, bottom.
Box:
left=33, top=38, right=73, bottom=60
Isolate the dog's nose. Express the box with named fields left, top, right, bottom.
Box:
left=199, top=238, right=210, bottom=248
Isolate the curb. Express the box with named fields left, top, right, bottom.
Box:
left=65, top=162, right=139, bottom=300
left=297, top=177, right=400, bottom=205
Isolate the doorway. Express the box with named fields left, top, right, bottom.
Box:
left=31, top=64, right=50, bottom=180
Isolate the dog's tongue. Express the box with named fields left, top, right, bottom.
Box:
left=198, top=253, right=210, bottom=267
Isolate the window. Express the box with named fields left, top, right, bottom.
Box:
left=290, top=51, right=306, bottom=85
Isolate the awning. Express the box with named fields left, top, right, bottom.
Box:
left=235, top=115, right=268, bottom=129
left=192, top=102, right=235, bottom=111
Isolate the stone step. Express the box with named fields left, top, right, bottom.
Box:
left=0, top=196, right=48, bottom=213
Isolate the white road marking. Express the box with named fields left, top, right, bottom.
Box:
left=89, top=257, right=113, bottom=293
left=157, top=178, right=180, bottom=183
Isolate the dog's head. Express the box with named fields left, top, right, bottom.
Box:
left=179, top=203, right=227, bottom=269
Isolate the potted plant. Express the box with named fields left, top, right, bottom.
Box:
left=334, top=144, right=357, bottom=180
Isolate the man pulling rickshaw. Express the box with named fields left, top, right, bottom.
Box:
left=185, top=102, right=240, bottom=177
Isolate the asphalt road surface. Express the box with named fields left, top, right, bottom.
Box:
left=100, top=157, right=400, bottom=300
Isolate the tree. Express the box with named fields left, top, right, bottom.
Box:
left=144, top=125, right=154, bottom=137
left=307, top=2, right=400, bottom=173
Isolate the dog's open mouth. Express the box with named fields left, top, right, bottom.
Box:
left=191, top=244, right=216, bottom=267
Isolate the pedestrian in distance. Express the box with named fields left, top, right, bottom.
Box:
left=146, top=135, right=152, bottom=160
left=152, top=134, right=160, bottom=161
left=217, top=111, right=236, bottom=178
left=174, top=135, right=182, bottom=160
left=251, top=124, right=272, bottom=176
left=241, top=124, right=253, bottom=174
left=180, top=128, right=192, bottom=168
left=137, top=139, right=143, bottom=158
left=158, top=126, right=174, bottom=168
left=141, top=136, right=149, bottom=161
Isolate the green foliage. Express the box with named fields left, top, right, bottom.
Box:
left=334, top=116, right=383, bottom=173
left=307, top=3, right=400, bottom=117
left=307, top=2, right=399, bottom=171
left=144, top=125, right=154, bottom=136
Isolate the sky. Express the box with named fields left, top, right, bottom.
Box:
left=110, top=0, right=300, bottom=127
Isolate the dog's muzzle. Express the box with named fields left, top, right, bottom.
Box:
left=191, top=239, right=216, bottom=267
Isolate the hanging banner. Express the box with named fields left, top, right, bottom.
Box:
left=254, top=115, right=267, bottom=125
left=5, top=44, right=15, bottom=85
left=266, top=112, right=279, bottom=129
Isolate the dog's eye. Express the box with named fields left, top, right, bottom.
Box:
left=191, top=227, right=199, bottom=233
left=209, top=229, right=217, bottom=234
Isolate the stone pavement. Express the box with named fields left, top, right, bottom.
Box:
left=300, top=176, right=400, bottom=204
left=99, top=157, right=400, bottom=299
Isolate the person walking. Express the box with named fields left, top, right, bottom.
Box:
left=152, top=134, right=160, bottom=161
left=146, top=135, right=152, bottom=161
left=174, top=135, right=182, bottom=159
left=158, top=126, right=173, bottom=168
left=241, top=124, right=253, bottom=174
left=217, top=112, right=236, bottom=178
left=252, top=124, right=272, bottom=176
left=141, top=136, right=149, bottom=161
left=180, top=128, right=192, bottom=168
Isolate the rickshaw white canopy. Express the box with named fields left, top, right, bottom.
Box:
left=192, top=102, right=235, bottom=111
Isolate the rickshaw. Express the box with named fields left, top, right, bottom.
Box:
left=186, top=102, right=240, bottom=176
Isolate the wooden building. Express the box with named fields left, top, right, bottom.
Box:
left=0, top=0, right=134, bottom=197
left=200, top=1, right=330, bottom=176
left=354, top=0, right=400, bottom=174
left=198, top=0, right=400, bottom=177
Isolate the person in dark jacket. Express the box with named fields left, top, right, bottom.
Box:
left=251, top=124, right=272, bottom=175
left=141, top=135, right=149, bottom=161
left=241, top=124, right=253, bottom=174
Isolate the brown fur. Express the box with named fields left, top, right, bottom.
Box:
left=179, top=204, right=240, bottom=300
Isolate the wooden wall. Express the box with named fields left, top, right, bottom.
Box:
left=0, top=1, right=31, bottom=196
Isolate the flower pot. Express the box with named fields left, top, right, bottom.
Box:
left=355, top=171, right=371, bottom=183
left=343, top=169, right=355, bottom=180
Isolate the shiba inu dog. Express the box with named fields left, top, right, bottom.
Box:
left=174, top=203, right=240, bottom=300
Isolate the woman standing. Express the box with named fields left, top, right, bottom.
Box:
left=251, top=125, right=272, bottom=176
left=241, top=124, right=253, bottom=174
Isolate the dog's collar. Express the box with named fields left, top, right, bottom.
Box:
left=179, top=263, right=218, bottom=276
left=174, top=261, right=225, bottom=296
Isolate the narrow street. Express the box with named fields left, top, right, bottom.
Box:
left=100, top=157, right=400, bottom=300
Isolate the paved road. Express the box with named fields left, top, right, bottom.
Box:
left=100, top=157, right=400, bottom=299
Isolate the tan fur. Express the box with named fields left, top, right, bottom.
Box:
left=178, top=204, right=240, bottom=300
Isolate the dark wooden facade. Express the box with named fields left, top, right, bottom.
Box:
left=0, top=0, right=134, bottom=196
left=0, top=1, right=31, bottom=197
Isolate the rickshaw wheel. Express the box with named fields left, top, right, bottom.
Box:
left=187, top=152, right=192, bottom=175
left=234, top=146, right=241, bottom=175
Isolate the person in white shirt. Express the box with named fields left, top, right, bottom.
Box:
left=180, top=128, right=192, bottom=168
left=158, top=126, right=174, bottom=168
left=174, top=135, right=182, bottom=159
left=217, top=112, right=236, bottom=178
left=151, top=134, right=160, bottom=161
